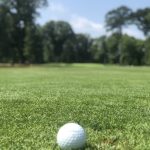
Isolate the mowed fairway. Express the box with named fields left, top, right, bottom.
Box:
left=0, top=64, right=150, bottom=149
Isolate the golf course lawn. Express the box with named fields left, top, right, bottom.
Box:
left=0, top=64, right=150, bottom=149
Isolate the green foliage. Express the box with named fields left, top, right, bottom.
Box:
left=132, top=8, right=150, bottom=36
left=0, top=64, right=150, bottom=149
left=24, top=25, right=36, bottom=63
left=1, top=3, right=150, bottom=65
left=43, top=39, right=54, bottom=63
left=144, top=37, right=150, bottom=65
left=74, top=34, right=92, bottom=62
left=0, top=0, right=48, bottom=63
left=120, top=35, right=144, bottom=65
left=42, top=22, right=92, bottom=63
left=106, top=33, right=121, bottom=64
left=61, top=38, right=76, bottom=63
left=42, top=21, right=75, bottom=62
left=105, top=6, right=132, bottom=34
left=0, top=4, right=13, bottom=62
left=91, top=36, right=108, bottom=63
left=24, top=25, right=43, bottom=63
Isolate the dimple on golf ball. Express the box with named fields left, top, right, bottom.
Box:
left=57, top=123, right=86, bottom=149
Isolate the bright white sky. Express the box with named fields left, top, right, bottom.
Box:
left=37, top=0, right=150, bottom=39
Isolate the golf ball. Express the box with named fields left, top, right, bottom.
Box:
left=57, top=123, right=86, bottom=149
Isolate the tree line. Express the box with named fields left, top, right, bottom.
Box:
left=0, top=0, right=150, bottom=65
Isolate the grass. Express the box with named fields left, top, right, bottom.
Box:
left=0, top=64, right=150, bottom=149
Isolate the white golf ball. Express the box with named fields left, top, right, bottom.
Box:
left=57, top=123, right=86, bottom=149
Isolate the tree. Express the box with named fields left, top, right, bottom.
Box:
left=42, top=21, right=75, bottom=62
left=105, top=6, right=132, bottom=34
left=0, top=0, right=48, bottom=63
left=0, top=4, right=13, bottom=62
left=42, top=21, right=55, bottom=62
left=120, top=35, right=144, bottom=65
left=132, top=8, right=150, bottom=37
left=24, top=25, right=43, bottom=63
left=61, top=38, right=76, bottom=63
left=43, top=39, right=54, bottom=63
left=91, top=36, right=108, bottom=63
left=106, top=33, right=121, bottom=63
left=144, top=37, right=150, bottom=65
left=105, top=6, right=132, bottom=64
left=74, top=34, right=92, bottom=62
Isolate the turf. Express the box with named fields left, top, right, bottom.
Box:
left=0, top=64, right=150, bottom=149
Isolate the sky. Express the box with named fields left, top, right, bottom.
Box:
left=37, top=0, right=150, bottom=39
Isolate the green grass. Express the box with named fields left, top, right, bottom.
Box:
left=0, top=64, right=150, bottom=149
